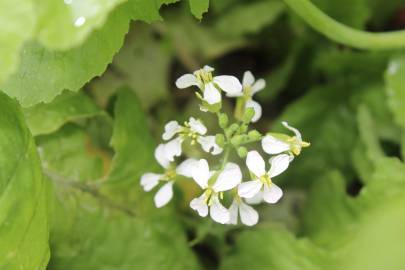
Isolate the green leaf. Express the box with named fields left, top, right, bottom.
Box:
left=215, top=0, right=285, bottom=37
left=24, top=90, right=103, bottom=136
left=45, top=88, right=201, bottom=270
left=0, top=0, right=35, bottom=84
left=222, top=158, right=405, bottom=270
left=189, top=0, right=209, bottom=20
left=385, top=55, right=405, bottom=130
left=0, top=92, right=50, bottom=269
left=36, top=0, right=127, bottom=50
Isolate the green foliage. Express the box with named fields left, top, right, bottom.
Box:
left=0, top=92, right=50, bottom=270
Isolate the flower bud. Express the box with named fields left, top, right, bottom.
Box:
left=218, top=113, right=229, bottom=128
left=237, top=146, right=248, bottom=158
left=226, top=123, right=239, bottom=137
left=215, top=134, right=225, bottom=147
left=248, top=130, right=262, bottom=140
left=243, top=107, right=255, bottom=123
left=231, top=135, right=244, bottom=146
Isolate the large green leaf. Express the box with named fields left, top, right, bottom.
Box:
left=0, top=0, right=35, bottom=84
left=24, top=90, right=103, bottom=136
left=221, top=158, right=405, bottom=270
left=45, top=89, right=201, bottom=269
left=0, top=92, right=50, bottom=269
left=188, top=0, right=209, bottom=20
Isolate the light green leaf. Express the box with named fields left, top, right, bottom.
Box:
left=385, top=55, right=405, bottom=129
left=0, top=0, right=35, bottom=84
left=24, top=90, right=103, bottom=136
left=0, top=92, right=50, bottom=269
left=215, top=0, right=285, bottom=37
left=189, top=0, right=209, bottom=20
left=36, top=0, right=127, bottom=50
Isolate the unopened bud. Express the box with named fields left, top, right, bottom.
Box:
left=248, top=130, right=262, bottom=140
left=218, top=113, right=229, bottom=128
left=243, top=107, right=255, bottom=123
left=215, top=134, right=225, bottom=147
left=237, top=146, right=248, bottom=158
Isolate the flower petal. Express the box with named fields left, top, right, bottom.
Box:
left=246, top=150, right=266, bottom=177
left=162, top=120, right=181, bottom=141
left=213, top=75, right=242, bottom=95
left=262, top=183, right=283, bottom=204
left=176, top=158, right=198, bottom=178
left=227, top=200, right=239, bottom=225
left=188, top=117, right=207, bottom=135
left=268, top=154, right=290, bottom=178
left=245, top=192, right=263, bottom=205
left=282, top=121, right=302, bottom=142
left=190, top=193, right=209, bottom=217
left=197, top=135, right=223, bottom=155
left=212, top=162, right=242, bottom=192
left=140, top=173, right=161, bottom=191
left=191, top=159, right=210, bottom=189
left=154, top=182, right=174, bottom=208
left=203, top=65, right=215, bottom=72
left=261, top=135, right=290, bottom=155
left=163, top=137, right=183, bottom=162
left=210, top=196, right=230, bottom=224
left=155, top=144, right=170, bottom=169
left=252, top=79, right=265, bottom=95
left=175, top=74, right=199, bottom=89
left=204, top=82, right=222, bottom=104
left=238, top=180, right=263, bottom=198
left=239, top=202, right=259, bottom=226
left=245, top=99, right=262, bottom=123
left=242, top=71, right=255, bottom=86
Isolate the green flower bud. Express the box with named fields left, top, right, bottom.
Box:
left=248, top=130, right=262, bottom=140
left=243, top=107, right=255, bottom=123
left=226, top=123, right=239, bottom=137
left=231, top=135, right=244, bottom=146
left=218, top=113, right=229, bottom=128
left=237, top=146, right=248, bottom=158
left=239, top=124, right=248, bottom=133
left=215, top=134, right=225, bottom=147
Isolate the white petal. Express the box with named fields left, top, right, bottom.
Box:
left=261, top=135, right=290, bottom=155
left=163, top=137, right=183, bottom=162
left=246, top=151, right=266, bottom=177
left=203, top=65, right=214, bottom=72
left=242, top=71, right=255, bottom=87
left=197, top=135, right=223, bottom=155
left=162, top=120, right=181, bottom=141
left=154, top=182, right=174, bottom=208
left=188, top=117, right=207, bottom=135
left=190, top=193, right=209, bottom=217
left=245, top=192, right=263, bottom=205
left=238, top=180, right=263, bottom=198
left=212, top=163, right=242, bottom=192
left=228, top=200, right=239, bottom=225
left=213, top=75, right=242, bottom=95
left=175, top=74, right=199, bottom=89
left=204, top=82, right=222, bottom=104
left=252, top=79, right=265, bottom=95
left=268, top=154, right=290, bottom=178
left=210, top=196, right=230, bottom=224
left=140, top=173, right=161, bottom=191
left=176, top=158, right=198, bottom=178
left=245, top=99, right=262, bottom=123
left=191, top=159, right=210, bottom=189
left=262, top=183, right=283, bottom=204
left=155, top=144, right=170, bottom=169
left=282, top=121, right=302, bottom=142
left=239, top=202, right=259, bottom=226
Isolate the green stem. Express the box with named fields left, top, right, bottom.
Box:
left=220, top=145, right=231, bottom=169
left=283, top=0, right=405, bottom=50
left=234, top=98, right=245, bottom=121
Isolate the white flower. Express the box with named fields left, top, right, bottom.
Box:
left=238, top=151, right=289, bottom=204
left=228, top=199, right=259, bottom=226
left=230, top=71, right=265, bottom=122
left=162, top=117, right=222, bottom=160
left=262, top=121, right=310, bottom=156
left=140, top=144, right=198, bottom=208
left=189, top=159, right=242, bottom=224
left=175, top=65, right=242, bottom=105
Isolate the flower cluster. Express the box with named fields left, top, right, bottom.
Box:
left=141, top=66, right=309, bottom=226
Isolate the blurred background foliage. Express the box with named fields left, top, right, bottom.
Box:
left=2, top=0, right=405, bottom=269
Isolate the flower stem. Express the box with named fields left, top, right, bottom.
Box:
left=234, top=97, right=245, bottom=121
left=283, top=0, right=405, bottom=50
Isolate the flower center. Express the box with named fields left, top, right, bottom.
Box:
left=259, top=174, right=272, bottom=186
left=164, top=169, right=177, bottom=180
left=194, top=69, right=213, bottom=85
